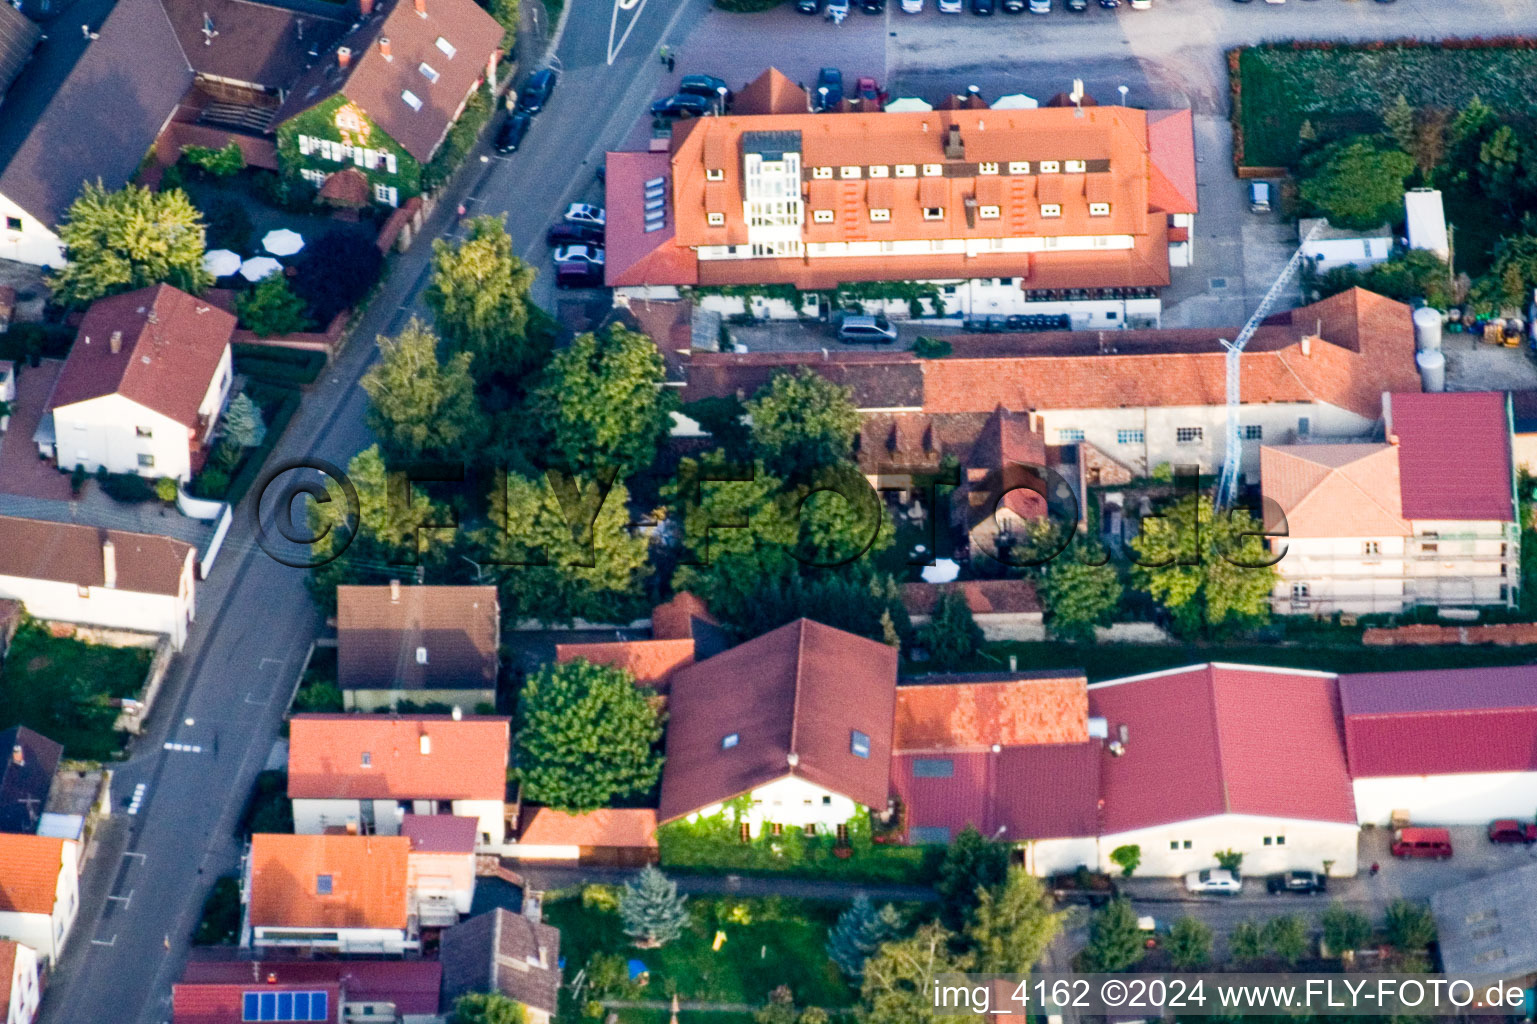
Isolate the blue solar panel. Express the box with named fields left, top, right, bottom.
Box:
left=243, top=994, right=260, bottom=1021
left=241, top=990, right=328, bottom=1022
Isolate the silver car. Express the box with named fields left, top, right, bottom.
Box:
left=837, top=314, right=899, bottom=344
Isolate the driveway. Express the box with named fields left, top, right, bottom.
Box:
left=0, top=357, right=70, bottom=501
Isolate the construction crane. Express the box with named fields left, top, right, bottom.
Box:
left=1214, top=221, right=1323, bottom=509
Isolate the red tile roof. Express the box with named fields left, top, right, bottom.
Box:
left=894, top=673, right=1086, bottom=752
left=554, top=639, right=696, bottom=688
left=1338, top=666, right=1537, bottom=777
left=49, top=285, right=235, bottom=428
left=1260, top=444, right=1410, bottom=539
left=401, top=813, right=478, bottom=852
left=732, top=67, right=809, bottom=116
left=659, top=619, right=897, bottom=822
left=1089, top=664, right=1356, bottom=832
left=0, top=834, right=66, bottom=914
left=0, top=515, right=194, bottom=596
left=518, top=807, right=658, bottom=848
left=247, top=834, right=410, bottom=931
left=604, top=151, right=697, bottom=288
left=1145, top=109, right=1198, bottom=215
left=1388, top=392, right=1514, bottom=522
left=336, top=584, right=500, bottom=693
left=892, top=743, right=1101, bottom=842
left=175, top=958, right=442, bottom=1023
left=651, top=591, right=718, bottom=639
left=287, top=714, right=509, bottom=800
left=900, top=579, right=1042, bottom=618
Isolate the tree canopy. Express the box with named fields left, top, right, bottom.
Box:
left=361, top=318, right=482, bottom=462
left=1129, top=493, right=1277, bottom=637
left=50, top=183, right=211, bottom=307
left=449, top=992, right=527, bottom=1024
left=858, top=922, right=981, bottom=1024
left=619, top=865, right=689, bottom=948
left=917, top=591, right=983, bottom=670
left=1079, top=898, right=1145, bottom=973
left=236, top=276, right=313, bottom=338
left=746, top=368, right=862, bottom=479
left=425, top=215, right=545, bottom=379
left=513, top=657, right=664, bottom=812
left=964, top=868, right=1063, bottom=973
left=1042, top=543, right=1123, bottom=642
left=936, top=825, right=1010, bottom=929
left=827, top=895, right=904, bottom=980
left=1299, top=141, right=1416, bottom=231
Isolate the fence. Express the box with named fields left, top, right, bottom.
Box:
left=1363, top=622, right=1537, bottom=646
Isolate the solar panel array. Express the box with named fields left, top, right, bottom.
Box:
left=242, top=991, right=329, bottom=1022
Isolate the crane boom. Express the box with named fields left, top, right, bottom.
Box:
left=1214, top=221, right=1324, bottom=509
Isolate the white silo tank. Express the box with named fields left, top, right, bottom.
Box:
left=1416, top=348, right=1446, bottom=392
left=1412, top=306, right=1443, bottom=352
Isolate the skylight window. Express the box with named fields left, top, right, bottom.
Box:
left=722, top=733, right=739, bottom=750
left=435, top=36, right=457, bottom=58
left=401, top=90, right=423, bottom=111
left=316, top=874, right=333, bottom=895
left=419, top=62, right=440, bottom=84
left=850, top=730, right=871, bottom=758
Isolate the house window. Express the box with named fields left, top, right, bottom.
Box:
left=1292, top=582, right=1310, bottom=600
left=1058, top=428, right=1085, bottom=443
left=1040, top=203, right=1061, bottom=218
left=1243, top=424, right=1263, bottom=441
left=721, top=733, right=739, bottom=750
left=895, top=164, right=917, bottom=178
left=136, top=426, right=153, bottom=438
left=315, top=874, right=333, bottom=895
left=415, top=646, right=428, bottom=665
left=1065, top=159, right=1086, bottom=173
left=977, top=162, right=999, bottom=175
left=401, top=89, right=423, bottom=112
left=811, top=166, right=833, bottom=179
left=360, top=752, right=371, bottom=767
left=137, top=453, right=155, bottom=468
left=870, top=208, right=890, bottom=222
left=1039, top=160, right=1060, bottom=173
left=1183, top=840, right=1192, bottom=849
left=1089, top=202, right=1111, bottom=217
left=822, top=795, right=832, bottom=805
left=922, top=163, right=943, bottom=177
left=912, top=758, right=954, bottom=778
left=910, top=826, right=950, bottom=844
left=1176, top=426, right=1203, bottom=445
left=850, top=730, right=871, bottom=758
left=1263, top=836, right=1272, bottom=846
left=5, top=216, right=22, bottom=231
left=1297, top=416, right=1310, bottom=436
left=840, top=165, right=861, bottom=179
left=1169, top=841, right=1179, bottom=850
left=419, top=62, right=440, bottom=83
left=868, top=165, right=889, bottom=178
left=706, top=168, right=724, bottom=181
left=1008, top=161, right=1030, bottom=174
left=374, top=184, right=399, bottom=207
left=1364, top=541, right=1380, bottom=556
left=435, top=36, right=457, bottom=58
left=813, top=210, right=835, bottom=224
left=707, top=212, right=725, bottom=226
left=923, top=207, right=944, bottom=220
left=979, top=205, right=1000, bottom=220
left=1117, top=428, right=1144, bottom=444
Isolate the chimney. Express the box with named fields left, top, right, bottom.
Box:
left=337, top=45, right=352, bottom=69
left=1388, top=433, right=1400, bottom=446
left=1008, top=654, right=1017, bottom=672
left=414, top=0, right=426, bottom=15
left=102, top=538, right=117, bottom=589
left=419, top=733, right=432, bottom=756
left=451, top=705, right=463, bottom=721
left=378, top=36, right=391, bottom=59
left=390, top=578, right=401, bottom=603
left=359, top=0, right=373, bottom=14
left=10, top=744, right=22, bottom=767
left=1300, top=334, right=1313, bottom=356
left=109, top=330, right=122, bottom=355
left=786, top=752, right=800, bottom=768
left=944, top=124, right=964, bottom=160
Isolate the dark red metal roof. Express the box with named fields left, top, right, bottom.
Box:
left=1389, top=391, right=1514, bottom=521
left=892, top=743, right=1100, bottom=842
left=175, top=959, right=441, bottom=1022
left=1339, top=666, right=1537, bottom=777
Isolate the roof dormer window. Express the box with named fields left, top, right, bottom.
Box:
left=435, top=36, right=457, bottom=58
left=360, top=752, right=371, bottom=767
left=1040, top=203, right=1061, bottom=218
left=1089, top=202, right=1111, bottom=217
left=895, top=164, right=917, bottom=178
left=923, top=207, right=944, bottom=220
left=1065, top=159, right=1086, bottom=173
left=316, top=874, right=333, bottom=895
left=707, top=212, right=725, bottom=226
left=867, top=165, right=888, bottom=178
left=922, top=163, right=943, bottom=177
left=416, top=646, right=428, bottom=665
left=870, top=208, right=890, bottom=222
left=840, top=165, right=861, bottom=179
left=813, top=209, right=835, bottom=224
left=851, top=730, right=871, bottom=758
left=1008, top=161, right=1030, bottom=174
left=419, top=62, right=440, bottom=84
left=1038, top=160, right=1060, bottom=173
left=811, top=166, right=833, bottom=179
left=977, top=162, right=999, bottom=175
left=979, top=205, right=1000, bottom=219
left=706, top=168, right=724, bottom=181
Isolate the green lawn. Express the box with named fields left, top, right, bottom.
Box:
left=547, top=890, right=858, bottom=1013
left=0, top=621, right=153, bottom=759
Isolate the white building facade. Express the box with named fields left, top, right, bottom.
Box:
left=1098, top=813, right=1360, bottom=878
left=1, top=940, right=41, bottom=1024
left=291, top=797, right=506, bottom=852
left=0, top=839, right=78, bottom=967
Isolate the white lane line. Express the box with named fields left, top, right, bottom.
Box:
left=90, top=936, right=116, bottom=947
left=607, top=0, right=653, bottom=65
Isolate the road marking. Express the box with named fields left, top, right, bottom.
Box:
left=122, top=852, right=145, bottom=863
left=106, top=891, right=132, bottom=907
left=162, top=742, right=204, bottom=753
left=127, top=783, right=146, bottom=815
left=90, top=936, right=116, bottom=947
left=607, top=0, right=652, bottom=65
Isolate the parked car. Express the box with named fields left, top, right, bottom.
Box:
left=901, top=0, right=923, bottom=10
left=814, top=67, right=844, bottom=109
left=1488, top=819, right=1537, bottom=844
left=494, top=112, right=531, bottom=154
left=1266, top=871, right=1327, bottom=895
left=1098, top=0, right=1120, bottom=6
left=1248, top=181, right=1272, bottom=213
left=1001, top=0, right=1025, bottom=11
left=1028, top=0, right=1050, bottom=10
left=651, top=93, right=713, bottom=119
left=971, top=0, right=995, bottom=14
left=1391, top=826, right=1453, bottom=859
left=796, top=0, right=823, bottom=13
left=1184, top=868, right=1242, bottom=894
left=855, top=76, right=888, bottom=108
left=826, top=0, right=850, bottom=17
left=859, top=0, right=885, bottom=11
left=1049, top=870, right=1120, bottom=908
left=563, top=203, right=606, bottom=227
left=545, top=222, right=604, bottom=247
left=555, top=262, right=604, bottom=289
left=938, top=0, right=963, bottom=14
left=553, top=244, right=604, bottom=267
left=517, top=68, right=558, bottom=113
left=837, top=314, right=899, bottom=344
left=678, top=74, right=734, bottom=106
left=1066, top=0, right=1088, bottom=9
left=1129, top=0, right=1150, bottom=7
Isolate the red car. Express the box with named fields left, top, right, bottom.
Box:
left=855, top=76, right=888, bottom=110
left=1488, top=819, right=1537, bottom=844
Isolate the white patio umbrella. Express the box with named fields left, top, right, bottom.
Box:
left=262, top=228, right=305, bottom=256
left=884, top=97, right=933, bottom=113
left=921, top=558, right=961, bottom=584
left=238, top=256, right=283, bottom=282
left=991, top=93, right=1039, bottom=110
left=202, top=249, right=242, bottom=277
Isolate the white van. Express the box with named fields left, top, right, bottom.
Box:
left=1248, top=181, right=1272, bottom=214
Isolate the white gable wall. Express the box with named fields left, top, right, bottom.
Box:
left=0, top=194, right=64, bottom=268
left=1352, top=772, right=1537, bottom=826
left=4, top=939, right=41, bottom=1024
left=1098, top=813, right=1359, bottom=879
left=691, top=774, right=860, bottom=833
left=52, top=395, right=194, bottom=482
left=0, top=555, right=195, bottom=650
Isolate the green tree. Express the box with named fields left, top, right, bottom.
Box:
left=1316, top=248, right=1454, bottom=309
left=827, top=895, right=904, bottom=980
left=1108, top=844, right=1141, bottom=878
left=180, top=142, right=246, bottom=178
left=1382, top=95, right=1416, bottom=155
left=513, top=658, right=663, bottom=811
left=361, top=318, right=483, bottom=462
left=858, top=923, right=980, bottom=1024
left=1479, top=125, right=1525, bottom=206
left=1043, top=543, right=1122, bottom=642
left=1299, top=141, right=1416, bottom=231
left=964, top=868, right=1063, bottom=973
left=50, top=182, right=211, bottom=307
left=235, top=276, right=313, bottom=337
left=450, top=992, right=528, bottom=1024
left=936, top=825, right=1010, bottom=928
left=746, top=367, right=861, bottom=478
left=1262, top=914, right=1309, bottom=966
left=480, top=471, right=650, bottom=624
left=292, top=231, right=382, bottom=324
left=619, top=865, right=689, bottom=948
left=1230, top=919, right=1265, bottom=965
left=1080, top=898, right=1144, bottom=973
left=425, top=215, right=544, bottom=379
left=531, top=324, right=675, bottom=479
left=221, top=392, right=266, bottom=448
left=1384, top=899, right=1435, bottom=954
left=1130, top=493, right=1277, bottom=638
left=918, top=591, right=984, bottom=670
left=1166, top=916, right=1214, bottom=970
left=1322, top=902, right=1372, bottom=959
left=1214, top=848, right=1244, bottom=873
